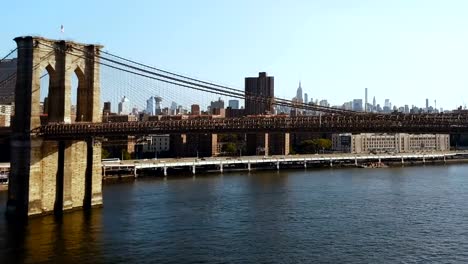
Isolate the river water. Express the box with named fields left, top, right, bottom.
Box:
left=1, top=165, right=468, bottom=263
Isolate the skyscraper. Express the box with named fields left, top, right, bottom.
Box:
left=170, top=101, right=178, bottom=115
left=103, top=101, right=111, bottom=115
left=296, top=82, right=303, bottom=103
left=118, top=96, right=130, bottom=115
left=426, top=98, right=429, bottom=110
left=146, top=96, right=156, bottom=115
left=373, top=96, right=376, bottom=108
left=155, top=96, right=162, bottom=115
left=304, top=93, right=308, bottom=105
left=365, top=88, right=368, bottom=112
left=245, top=72, right=274, bottom=115
left=228, top=99, right=239, bottom=109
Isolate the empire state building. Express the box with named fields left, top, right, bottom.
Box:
left=296, top=82, right=303, bottom=103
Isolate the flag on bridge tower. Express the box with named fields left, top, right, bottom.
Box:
left=60, top=25, right=64, bottom=33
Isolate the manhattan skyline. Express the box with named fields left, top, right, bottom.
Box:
left=2, top=0, right=468, bottom=110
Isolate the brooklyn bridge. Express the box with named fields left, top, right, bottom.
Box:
left=1, top=36, right=468, bottom=217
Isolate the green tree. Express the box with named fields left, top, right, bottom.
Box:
left=316, top=138, right=332, bottom=150
left=296, top=138, right=332, bottom=154
left=101, top=148, right=111, bottom=159
left=121, top=150, right=132, bottom=160
left=222, top=143, right=237, bottom=154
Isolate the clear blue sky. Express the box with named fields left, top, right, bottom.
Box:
left=2, top=0, right=468, bottom=110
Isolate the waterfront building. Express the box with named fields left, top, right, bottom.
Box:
left=142, top=134, right=170, bottom=155
left=332, top=133, right=450, bottom=154
left=245, top=72, right=274, bottom=115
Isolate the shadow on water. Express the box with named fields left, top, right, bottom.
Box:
left=0, top=191, right=103, bottom=263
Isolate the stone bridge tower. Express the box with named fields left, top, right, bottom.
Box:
left=7, top=36, right=103, bottom=217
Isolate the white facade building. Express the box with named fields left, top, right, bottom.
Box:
left=118, top=96, right=130, bottom=115
left=332, top=133, right=450, bottom=154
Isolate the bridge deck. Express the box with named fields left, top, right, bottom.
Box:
left=34, top=114, right=468, bottom=139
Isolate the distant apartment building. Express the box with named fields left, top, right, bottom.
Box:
left=319, top=100, right=329, bottom=107
left=343, top=101, right=353, bottom=110
left=332, top=133, right=450, bottom=154
left=210, top=97, right=225, bottom=114
left=245, top=72, right=274, bottom=115
left=0, top=58, right=16, bottom=105
left=191, top=104, right=200, bottom=115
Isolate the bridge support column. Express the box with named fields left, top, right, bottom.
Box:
left=85, top=139, right=103, bottom=209
left=7, top=36, right=104, bottom=217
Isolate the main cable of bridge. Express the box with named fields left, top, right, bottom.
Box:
left=100, top=50, right=360, bottom=115
left=0, top=48, right=17, bottom=63
left=36, top=41, right=357, bottom=115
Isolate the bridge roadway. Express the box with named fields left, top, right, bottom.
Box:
left=36, top=114, right=468, bottom=139
left=102, top=151, right=466, bottom=177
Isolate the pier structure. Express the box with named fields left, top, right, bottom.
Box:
left=102, top=152, right=464, bottom=178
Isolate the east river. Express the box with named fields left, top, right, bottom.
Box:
left=1, top=165, right=468, bottom=263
